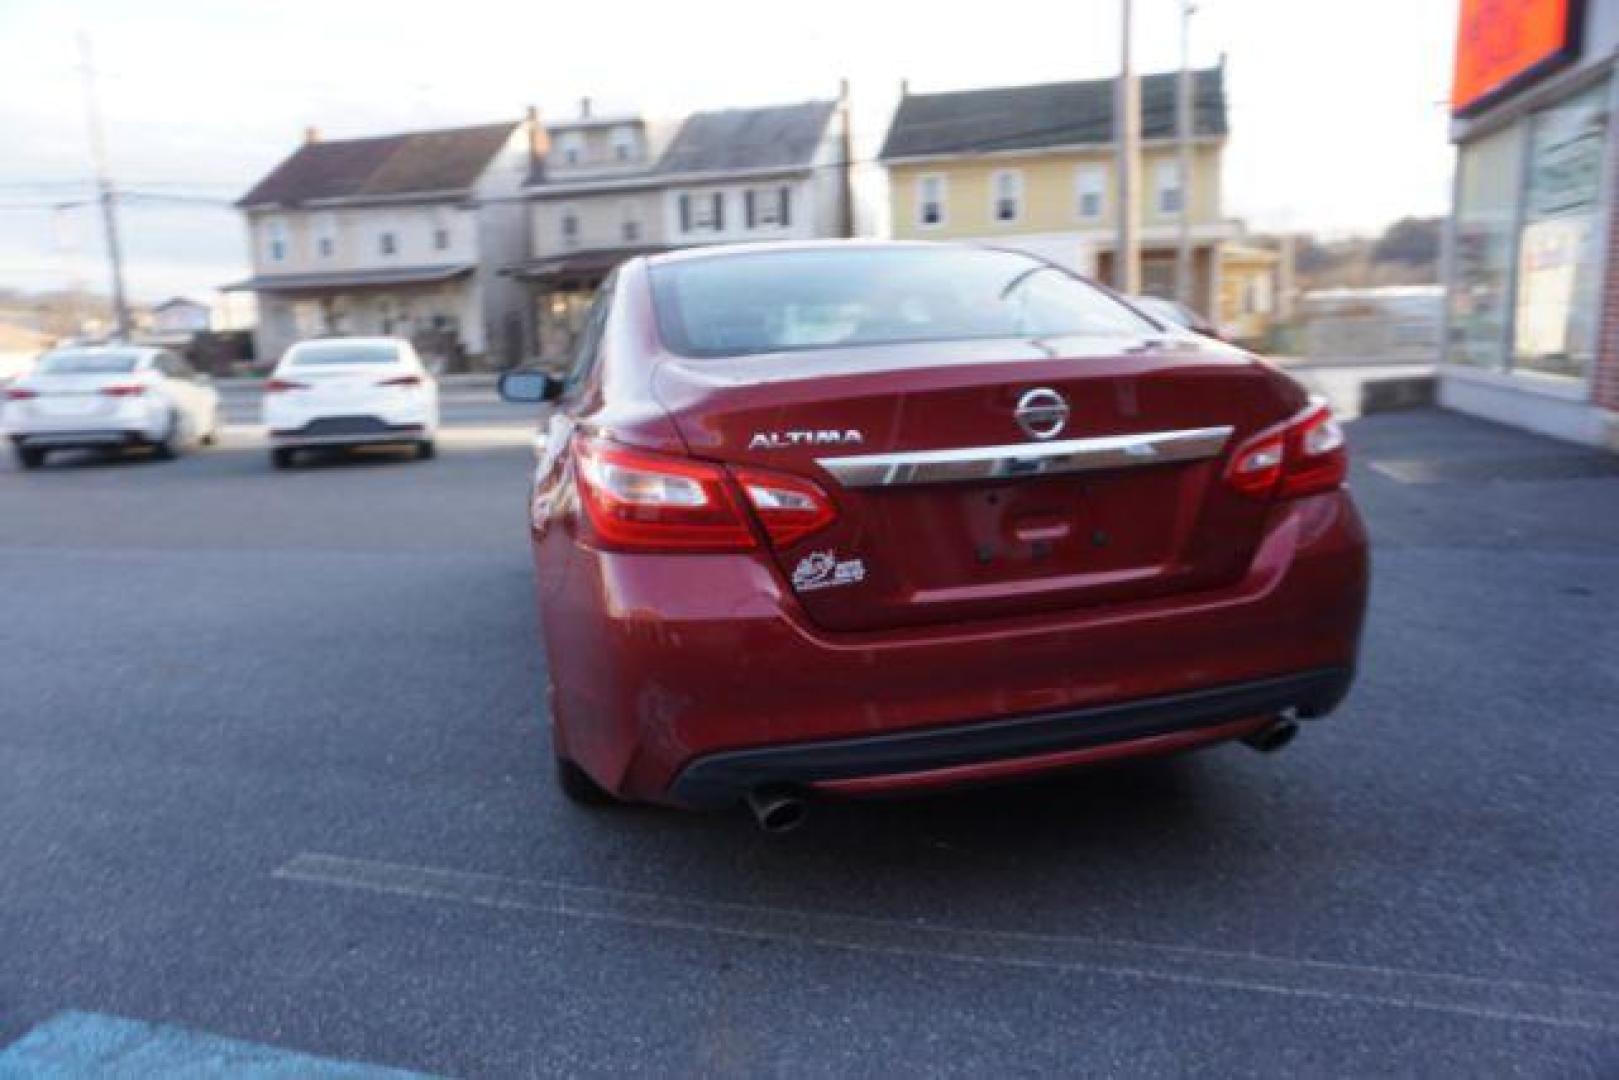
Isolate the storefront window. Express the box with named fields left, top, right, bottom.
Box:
left=1449, top=123, right=1524, bottom=369
left=1513, top=80, right=1610, bottom=381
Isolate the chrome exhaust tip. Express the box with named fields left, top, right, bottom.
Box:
left=1242, top=717, right=1300, bottom=754
left=745, top=787, right=809, bottom=833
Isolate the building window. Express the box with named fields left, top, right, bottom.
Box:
left=681, top=191, right=723, bottom=233
left=265, top=219, right=287, bottom=263
left=1077, top=166, right=1106, bottom=220
left=1155, top=161, right=1183, bottom=216
left=313, top=214, right=336, bottom=259
left=560, top=207, right=580, bottom=247
left=559, top=132, right=584, bottom=167
left=379, top=231, right=397, bottom=256
left=621, top=203, right=640, bottom=243
left=991, top=170, right=1023, bottom=223
left=1512, top=80, right=1609, bottom=382
left=433, top=227, right=450, bottom=252
left=917, top=174, right=945, bottom=227
left=746, top=186, right=792, bottom=229
left=1449, top=123, right=1525, bottom=370
left=611, top=127, right=637, bottom=163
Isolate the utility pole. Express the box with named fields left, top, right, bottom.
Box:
left=1175, top=1, right=1196, bottom=307
left=77, top=32, right=131, bottom=340
left=1114, top=0, right=1141, bottom=295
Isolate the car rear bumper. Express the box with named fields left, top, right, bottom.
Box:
left=269, top=417, right=427, bottom=447
left=670, top=668, right=1350, bottom=807
left=6, top=401, right=166, bottom=445
left=11, top=428, right=157, bottom=448
left=538, top=490, right=1369, bottom=807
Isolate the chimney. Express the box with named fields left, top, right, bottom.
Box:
left=525, top=105, right=549, bottom=161
left=579, top=96, right=592, bottom=120
left=304, top=126, right=321, bottom=144
left=899, top=78, right=909, bottom=98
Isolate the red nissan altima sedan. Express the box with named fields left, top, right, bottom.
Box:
left=501, top=241, right=1368, bottom=830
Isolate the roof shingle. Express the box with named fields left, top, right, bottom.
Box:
left=653, top=101, right=836, bottom=176
left=238, top=122, right=519, bottom=208
left=880, top=68, right=1226, bottom=160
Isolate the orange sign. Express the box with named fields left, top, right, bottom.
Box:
left=1451, top=0, right=1578, bottom=115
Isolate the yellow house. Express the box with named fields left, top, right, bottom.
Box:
left=880, top=64, right=1279, bottom=342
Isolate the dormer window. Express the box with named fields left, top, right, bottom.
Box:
left=559, top=132, right=585, bottom=167
left=611, top=127, right=638, bottom=163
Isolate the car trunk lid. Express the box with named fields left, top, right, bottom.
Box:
left=653, top=335, right=1308, bottom=633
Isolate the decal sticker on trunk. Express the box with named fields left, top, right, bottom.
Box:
left=792, top=550, right=867, bottom=592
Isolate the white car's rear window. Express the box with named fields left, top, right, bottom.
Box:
left=37, top=350, right=140, bottom=375
left=289, top=343, right=400, bottom=366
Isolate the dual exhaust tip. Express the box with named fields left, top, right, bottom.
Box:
left=742, top=717, right=1302, bottom=832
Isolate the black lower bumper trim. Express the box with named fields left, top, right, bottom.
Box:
left=669, top=667, right=1353, bottom=808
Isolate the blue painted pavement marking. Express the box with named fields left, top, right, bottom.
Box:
left=0, top=1011, right=436, bottom=1078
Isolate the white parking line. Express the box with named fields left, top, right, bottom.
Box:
left=275, top=852, right=1619, bottom=1033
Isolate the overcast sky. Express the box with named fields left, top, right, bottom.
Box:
left=0, top=0, right=1460, bottom=303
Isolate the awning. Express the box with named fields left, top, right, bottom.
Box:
left=222, top=264, right=474, bottom=293
left=504, top=246, right=670, bottom=285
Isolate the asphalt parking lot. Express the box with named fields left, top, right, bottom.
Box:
left=1, top=398, right=1616, bottom=1076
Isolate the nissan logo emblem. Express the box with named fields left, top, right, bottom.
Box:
left=1014, top=388, right=1070, bottom=441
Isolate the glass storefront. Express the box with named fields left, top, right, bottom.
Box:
left=1450, top=124, right=1524, bottom=369
left=1513, top=82, right=1609, bottom=380
left=1449, top=77, right=1612, bottom=385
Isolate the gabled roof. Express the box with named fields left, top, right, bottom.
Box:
left=152, top=296, right=206, bottom=311
left=238, top=122, right=520, bottom=208
left=880, top=68, right=1226, bottom=160
left=653, top=100, right=837, bottom=176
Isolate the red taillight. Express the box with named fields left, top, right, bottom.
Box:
left=1280, top=403, right=1348, bottom=498
left=265, top=378, right=307, bottom=393
left=5, top=387, right=37, bottom=400
left=1225, top=400, right=1347, bottom=501
left=732, top=466, right=837, bottom=547
left=99, top=384, right=146, bottom=397
left=378, top=374, right=422, bottom=387
left=572, top=436, right=755, bottom=552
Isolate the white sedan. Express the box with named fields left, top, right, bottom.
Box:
left=262, top=338, right=439, bottom=469
left=3, top=345, right=220, bottom=470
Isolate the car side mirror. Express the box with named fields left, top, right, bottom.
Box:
left=499, top=369, right=562, bottom=404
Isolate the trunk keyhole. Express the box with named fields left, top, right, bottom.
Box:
left=1092, top=529, right=1110, bottom=548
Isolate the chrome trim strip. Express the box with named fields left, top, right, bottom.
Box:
left=816, top=426, right=1234, bottom=488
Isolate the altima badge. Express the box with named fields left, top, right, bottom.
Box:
left=749, top=430, right=864, bottom=451
left=1014, top=388, right=1070, bottom=441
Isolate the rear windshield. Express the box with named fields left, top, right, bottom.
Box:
left=288, top=342, right=399, bottom=366
left=37, top=350, right=140, bottom=375
left=649, top=246, right=1157, bottom=358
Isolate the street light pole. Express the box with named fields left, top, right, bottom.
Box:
left=1175, top=1, right=1197, bottom=307
left=1114, top=0, right=1142, bottom=295
left=77, top=31, right=131, bottom=340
